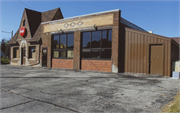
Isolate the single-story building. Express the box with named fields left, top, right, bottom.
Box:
left=9, top=8, right=179, bottom=77
left=172, top=37, right=180, bottom=45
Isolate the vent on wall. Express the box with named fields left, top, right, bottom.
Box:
left=148, top=31, right=153, bottom=34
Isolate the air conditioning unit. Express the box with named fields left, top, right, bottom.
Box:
left=172, top=61, right=180, bottom=79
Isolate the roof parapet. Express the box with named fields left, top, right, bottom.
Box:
left=41, top=9, right=120, bottom=25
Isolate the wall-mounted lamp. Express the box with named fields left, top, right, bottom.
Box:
left=60, top=29, right=63, bottom=33
left=93, top=24, right=97, bottom=30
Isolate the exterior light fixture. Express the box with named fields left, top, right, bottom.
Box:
left=93, top=24, right=97, bottom=30
left=31, top=48, right=35, bottom=52
left=60, top=29, right=63, bottom=33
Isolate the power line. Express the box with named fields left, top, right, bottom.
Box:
left=17, top=0, right=32, bottom=9
left=2, top=31, right=11, bottom=33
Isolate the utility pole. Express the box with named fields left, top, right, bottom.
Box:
left=11, top=31, right=13, bottom=39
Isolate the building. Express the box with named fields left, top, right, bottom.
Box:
left=171, top=37, right=180, bottom=45
left=9, top=8, right=179, bottom=77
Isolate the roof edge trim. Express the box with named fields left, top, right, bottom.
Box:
left=41, top=9, right=120, bottom=25
left=121, top=17, right=147, bottom=32
left=125, top=27, right=171, bottom=41
left=25, top=9, right=32, bottom=38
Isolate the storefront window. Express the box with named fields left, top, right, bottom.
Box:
left=60, top=51, right=66, bottom=57
left=53, top=35, right=59, bottom=49
left=53, top=50, right=59, bottom=58
left=102, top=30, right=112, bottom=48
left=60, top=34, right=66, bottom=49
left=101, top=49, right=111, bottom=58
left=52, top=33, right=74, bottom=58
left=67, top=50, right=73, bottom=58
left=67, top=34, right=74, bottom=49
left=91, top=49, right=101, bottom=58
left=82, top=32, right=91, bottom=48
left=82, top=30, right=112, bottom=59
left=82, top=49, right=90, bottom=58
left=92, top=31, right=101, bottom=48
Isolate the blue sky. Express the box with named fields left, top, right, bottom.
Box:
left=0, top=1, right=179, bottom=40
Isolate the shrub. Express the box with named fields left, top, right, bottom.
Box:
left=1, top=57, right=9, bottom=64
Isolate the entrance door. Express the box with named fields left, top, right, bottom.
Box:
left=21, top=48, right=26, bottom=65
left=42, top=48, right=47, bottom=67
left=149, top=44, right=163, bottom=75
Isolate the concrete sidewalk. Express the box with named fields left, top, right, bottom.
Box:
left=0, top=65, right=179, bottom=112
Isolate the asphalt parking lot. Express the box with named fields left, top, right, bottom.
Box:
left=0, top=65, right=179, bottom=113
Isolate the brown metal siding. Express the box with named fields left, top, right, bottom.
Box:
left=168, top=42, right=171, bottom=76
left=125, top=30, right=128, bottom=72
left=125, top=27, right=172, bottom=77
left=164, top=41, right=168, bottom=76
left=171, top=40, right=179, bottom=75
left=171, top=40, right=179, bottom=62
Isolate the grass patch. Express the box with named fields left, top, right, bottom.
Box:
left=1, top=57, right=9, bottom=64
left=161, top=91, right=180, bottom=113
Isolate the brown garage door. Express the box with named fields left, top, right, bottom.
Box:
left=149, top=44, right=164, bottom=75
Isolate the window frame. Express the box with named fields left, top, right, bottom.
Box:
left=23, top=20, right=25, bottom=26
left=82, top=29, right=112, bottom=60
left=29, top=46, right=36, bottom=60
left=13, top=47, right=19, bottom=59
left=52, top=33, right=74, bottom=59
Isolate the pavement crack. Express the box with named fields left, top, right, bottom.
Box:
left=0, top=100, right=34, bottom=110
left=12, top=87, right=114, bottom=97
left=7, top=87, right=19, bottom=91
left=1, top=88, right=81, bottom=113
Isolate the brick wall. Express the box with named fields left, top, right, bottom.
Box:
left=42, top=11, right=120, bottom=73
left=111, top=11, right=121, bottom=73
left=73, top=31, right=81, bottom=70
left=52, top=59, right=73, bottom=69
left=81, top=60, right=111, bottom=72
left=28, top=44, right=40, bottom=65
left=10, top=46, right=19, bottom=64
left=41, top=33, right=52, bottom=68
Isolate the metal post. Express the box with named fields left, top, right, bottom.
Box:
left=11, top=30, right=13, bottom=38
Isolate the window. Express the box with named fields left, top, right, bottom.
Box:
left=13, top=47, right=19, bottom=58
left=82, top=30, right=112, bottom=59
left=23, top=20, right=25, bottom=26
left=29, top=46, right=36, bottom=59
left=52, top=33, right=74, bottom=58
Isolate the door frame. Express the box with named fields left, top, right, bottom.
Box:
left=147, top=43, right=164, bottom=75
left=21, top=47, right=26, bottom=65
left=42, top=47, right=47, bottom=67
